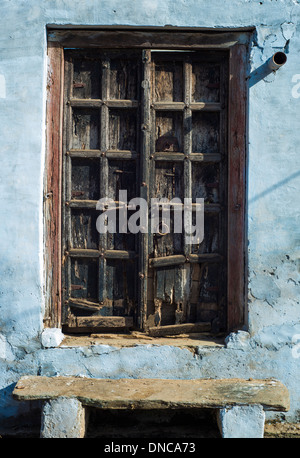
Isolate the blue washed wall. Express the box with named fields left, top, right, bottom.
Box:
left=0, top=0, right=299, bottom=427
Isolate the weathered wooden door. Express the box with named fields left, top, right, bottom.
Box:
left=62, top=48, right=228, bottom=333
left=144, top=51, right=228, bottom=334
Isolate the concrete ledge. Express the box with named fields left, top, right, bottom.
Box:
left=13, top=376, right=290, bottom=438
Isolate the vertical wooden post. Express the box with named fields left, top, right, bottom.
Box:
left=99, top=58, right=110, bottom=310
left=139, top=49, right=151, bottom=329
left=45, top=42, right=64, bottom=327
left=227, top=44, right=247, bottom=331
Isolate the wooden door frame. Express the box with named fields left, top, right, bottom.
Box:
left=44, top=30, right=249, bottom=332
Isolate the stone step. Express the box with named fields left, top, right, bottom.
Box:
left=13, top=376, right=289, bottom=411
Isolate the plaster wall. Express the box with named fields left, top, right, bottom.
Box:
left=0, top=0, right=300, bottom=428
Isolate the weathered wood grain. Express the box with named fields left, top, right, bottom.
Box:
left=13, top=376, right=290, bottom=412
left=45, top=42, right=64, bottom=327
left=227, top=44, right=247, bottom=331
left=48, top=30, right=249, bottom=49
left=148, top=322, right=211, bottom=337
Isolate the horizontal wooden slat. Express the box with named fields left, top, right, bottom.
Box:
left=189, top=153, right=222, bottom=162
left=189, top=253, right=223, bottom=263
left=67, top=316, right=134, bottom=329
left=153, top=152, right=185, bottom=161
left=149, top=255, right=186, bottom=267
left=149, top=253, right=223, bottom=267
left=69, top=99, right=102, bottom=108
left=148, top=322, right=211, bottom=337
left=153, top=152, right=221, bottom=162
left=68, top=200, right=98, bottom=208
left=68, top=199, right=221, bottom=212
left=106, top=100, right=139, bottom=108
left=190, top=102, right=221, bottom=112
left=49, top=30, right=249, bottom=49
left=68, top=149, right=101, bottom=158
left=13, top=376, right=289, bottom=411
left=68, top=298, right=102, bottom=312
left=67, top=249, right=137, bottom=260
left=152, top=102, right=221, bottom=112
left=150, top=201, right=221, bottom=212
left=104, top=249, right=137, bottom=260
left=106, top=150, right=139, bottom=159
left=152, top=102, right=185, bottom=111
left=68, top=150, right=139, bottom=159
left=68, top=248, right=100, bottom=258
left=69, top=99, right=139, bottom=108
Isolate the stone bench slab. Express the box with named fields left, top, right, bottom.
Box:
left=13, top=376, right=289, bottom=411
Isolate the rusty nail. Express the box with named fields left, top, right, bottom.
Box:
left=65, top=201, right=70, bottom=206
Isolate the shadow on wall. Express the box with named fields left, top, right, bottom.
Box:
left=248, top=170, right=300, bottom=205
left=248, top=51, right=288, bottom=88
left=0, top=383, right=41, bottom=437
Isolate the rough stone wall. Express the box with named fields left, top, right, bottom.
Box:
left=0, top=0, right=299, bottom=430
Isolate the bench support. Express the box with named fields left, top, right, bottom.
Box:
left=40, top=397, right=87, bottom=438
left=217, top=404, right=265, bottom=438
left=12, top=376, right=289, bottom=438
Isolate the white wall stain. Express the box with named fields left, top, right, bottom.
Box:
left=0, top=74, right=6, bottom=99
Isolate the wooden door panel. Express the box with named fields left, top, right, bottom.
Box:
left=62, top=48, right=229, bottom=333
left=109, top=55, right=140, bottom=100
left=71, top=158, right=100, bottom=201
left=191, top=62, right=221, bottom=103
left=63, top=50, right=141, bottom=329
left=155, top=112, right=183, bottom=152
left=71, top=108, right=100, bottom=150
left=154, top=60, right=183, bottom=102
left=73, top=57, right=102, bottom=99
left=191, top=112, right=220, bottom=154
left=146, top=51, right=227, bottom=332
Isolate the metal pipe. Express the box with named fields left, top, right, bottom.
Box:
left=268, top=52, right=287, bottom=71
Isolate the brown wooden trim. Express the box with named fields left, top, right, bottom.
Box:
left=48, top=30, right=249, bottom=49
left=45, top=32, right=248, bottom=333
left=67, top=316, right=134, bottom=329
left=44, top=42, right=64, bottom=327
left=148, top=322, right=211, bottom=337
left=149, top=253, right=223, bottom=268
left=227, top=44, right=247, bottom=331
